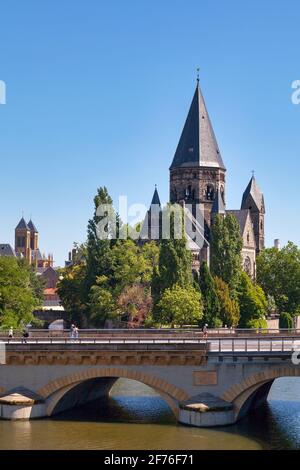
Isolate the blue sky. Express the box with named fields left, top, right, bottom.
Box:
left=0, top=0, right=299, bottom=265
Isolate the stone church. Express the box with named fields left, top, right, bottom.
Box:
left=142, top=81, right=265, bottom=278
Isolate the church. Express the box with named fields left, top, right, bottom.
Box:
left=142, top=81, right=265, bottom=278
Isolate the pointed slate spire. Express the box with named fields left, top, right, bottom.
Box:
left=15, top=217, right=29, bottom=230
left=28, top=219, right=38, bottom=233
left=211, top=189, right=226, bottom=215
left=241, top=176, right=265, bottom=212
left=150, top=185, right=161, bottom=207
left=170, top=83, right=225, bottom=170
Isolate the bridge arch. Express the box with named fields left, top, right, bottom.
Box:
left=37, top=367, right=189, bottom=419
left=221, top=366, right=300, bottom=419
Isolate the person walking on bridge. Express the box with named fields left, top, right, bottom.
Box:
left=202, top=324, right=208, bottom=339
left=8, top=327, right=13, bottom=339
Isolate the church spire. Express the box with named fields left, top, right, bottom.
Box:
left=241, top=175, right=265, bottom=213
left=150, top=185, right=161, bottom=207
left=170, top=83, right=225, bottom=170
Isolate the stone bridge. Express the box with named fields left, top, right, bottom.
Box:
left=0, top=334, right=299, bottom=427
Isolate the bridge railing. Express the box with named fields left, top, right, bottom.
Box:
left=0, top=328, right=300, bottom=338
left=1, top=335, right=300, bottom=353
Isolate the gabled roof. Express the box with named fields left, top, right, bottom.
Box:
left=212, top=190, right=226, bottom=215
left=241, top=176, right=265, bottom=212
left=226, top=209, right=250, bottom=236
left=0, top=244, right=16, bottom=257
left=15, top=217, right=29, bottom=231
left=170, top=84, right=225, bottom=170
left=28, top=219, right=38, bottom=233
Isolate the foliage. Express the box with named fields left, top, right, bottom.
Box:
left=117, top=283, right=152, bottom=327
left=198, top=262, right=220, bottom=327
left=237, top=272, right=268, bottom=328
left=257, top=242, right=300, bottom=314
left=210, top=214, right=243, bottom=292
left=279, top=312, right=293, bottom=329
left=57, top=263, right=88, bottom=326
left=246, top=318, right=268, bottom=329
left=89, top=276, right=118, bottom=327
left=157, top=284, right=203, bottom=327
left=0, top=257, right=39, bottom=330
left=214, top=276, right=240, bottom=327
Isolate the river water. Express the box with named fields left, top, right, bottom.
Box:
left=0, top=378, right=300, bottom=450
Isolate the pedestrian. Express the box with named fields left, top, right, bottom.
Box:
left=8, top=327, right=13, bottom=339
left=203, top=324, right=208, bottom=339
left=22, top=328, right=29, bottom=344
left=70, top=324, right=75, bottom=340
left=74, top=325, right=79, bottom=340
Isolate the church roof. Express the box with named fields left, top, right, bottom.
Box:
left=170, top=84, right=225, bottom=170
left=0, top=244, right=16, bottom=257
left=212, top=190, right=226, bottom=215
left=226, top=209, right=250, bottom=236
left=241, top=176, right=265, bottom=212
left=15, top=217, right=29, bottom=231
left=150, top=186, right=161, bottom=207
left=28, top=219, right=38, bottom=233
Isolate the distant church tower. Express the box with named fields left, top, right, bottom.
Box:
left=169, top=81, right=226, bottom=237
left=28, top=219, right=39, bottom=251
left=241, top=176, right=265, bottom=255
left=15, top=218, right=31, bottom=262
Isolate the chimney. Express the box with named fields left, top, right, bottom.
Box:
left=274, top=239, right=281, bottom=250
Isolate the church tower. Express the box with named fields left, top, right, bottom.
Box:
left=15, top=218, right=31, bottom=262
left=169, top=81, right=226, bottom=232
left=241, top=176, right=265, bottom=255
left=28, top=219, right=39, bottom=251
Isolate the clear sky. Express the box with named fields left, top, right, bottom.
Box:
left=0, top=0, right=299, bottom=266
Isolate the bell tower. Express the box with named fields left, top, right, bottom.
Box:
left=169, top=81, right=226, bottom=231
left=15, top=217, right=31, bottom=262
left=241, top=175, right=265, bottom=255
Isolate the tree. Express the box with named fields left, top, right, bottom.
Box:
left=157, top=284, right=203, bottom=327
left=153, top=206, right=193, bottom=304
left=279, top=312, right=293, bottom=329
left=257, top=242, right=300, bottom=315
left=0, top=257, right=39, bottom=329
left=89, top=276, right=118, bottom=327
left=199, top=262, right=220, bottom=327
left=85, top=187, right=114, bottom=296
left=238, top=272, right=268, bottom=328
left=57, top=263, right=88, bottom=326
left=214, top=276, right=240, bottom=327
left=210, top=214, right=243, bottom=292
left=117, top=283, right=152, bottom=327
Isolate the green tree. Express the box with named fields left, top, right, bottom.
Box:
left=199, top=262, right=220, bottom=327
left=157, top=284, right=203, bottom=327
left=57, top=263, right=88, bottom=326
left=210, top=214, right=243, bottom=292
left=238, top=272, right=268, bottom=328
left=257, top=242, right=300, bottom=315
left=85, top=187, right=114, bottom=295
left=89, top=276, right=118, bottom=327
left=214, top=276, right=240, bottom=327
left=279, top=312, right=293, bottom=329
left=0, top=257, right=39, bottom=329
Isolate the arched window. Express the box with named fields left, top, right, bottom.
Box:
left=247, top=232, right=250, bottom=244
left=206, top=184, right=215, bottom=201
left=244, top=257, right=252, bottom=275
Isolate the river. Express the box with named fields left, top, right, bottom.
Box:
left=0, top=378, right=300, bottom=450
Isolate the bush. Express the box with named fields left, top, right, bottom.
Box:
left=279, top=312, right=293, bottom=329
left=247, top=318, right=268, bottom=329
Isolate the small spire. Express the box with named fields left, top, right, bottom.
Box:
left=252, top=170, right=255, bottom=178
left=196, top=68, right=200, bottom=85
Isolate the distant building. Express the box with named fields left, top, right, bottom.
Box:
left=14, top=218, right=54, bottom=268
